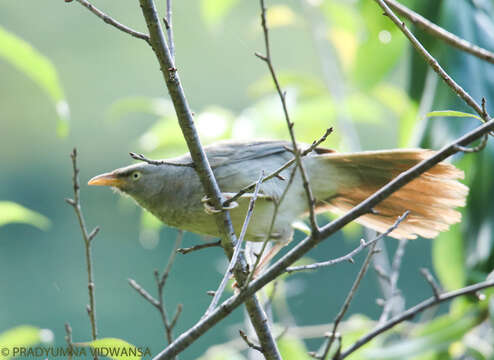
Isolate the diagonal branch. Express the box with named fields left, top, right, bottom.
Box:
left=374, top=0, right=491, bottom=124
left=152, top=113, right=494, bottom=360
left=383, top=0, right=494, bottom=65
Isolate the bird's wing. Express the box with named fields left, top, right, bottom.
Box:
left=204, top=140, right=291, bottom=168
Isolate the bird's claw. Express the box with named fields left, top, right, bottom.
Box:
left=201, top=195, right=238, bottom=214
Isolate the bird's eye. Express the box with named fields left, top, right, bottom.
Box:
left=131, top=171, right=141, bottom=181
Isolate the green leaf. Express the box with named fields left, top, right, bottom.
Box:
left=433, top=223, right=465, bottom=291
left=0, top=201, right=51, bottom=230
left=426, top=110, right=483, bottom=122
left=201, top=0, right=239, bottom=29
left=0, top=326, right=42, bottom=360
left=82, top=338, right=143, bottom=360
left=0, top=26, right=69, bottom=137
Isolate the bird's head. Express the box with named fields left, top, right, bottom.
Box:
left=88, top=163, right=165, bottom=204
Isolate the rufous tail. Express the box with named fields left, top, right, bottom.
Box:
left=310, top=149, right=468, bottom=239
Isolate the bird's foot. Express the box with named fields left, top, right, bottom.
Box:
left=201, top=195, right=238, bottom=214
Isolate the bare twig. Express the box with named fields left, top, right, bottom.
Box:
left=153, top=118, right=494, bottom=360
left=244, top=166, right=298, bottom=286
left=68, top=0, right=150, bottom=43
left=65, top=323, right=74, bottom=360
left=378, top=239, right=408, bottom=325
left=257, top=0, right=320, bottom=234
left=317, top=242, right=378, bottom=360
left=287, top=212, right=409, bottom=273
left=383, top=0, right=494, bottom=65
left=454, top=134, right=489, bottom=153
left=128, top=278, right=160, bottom=307
left=374, top=0, right=491, bottom=124
left=239, top=329, right=263, bottom=353
left=205, top=172, right=264, bottom=316
left=177, top=240, right=222, bottom=254
left=420, top=268, right=442, bottom=299
left=338, top=279, right=494, bottom=359
left=129, top=231, right=183, bottom=346
left=130, top=152, right=193, bottom=167
left=66, top=148, right=99, bottom=360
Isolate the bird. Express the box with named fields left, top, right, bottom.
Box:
left=88, top=139, right=468, bottom=256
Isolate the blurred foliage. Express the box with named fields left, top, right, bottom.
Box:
left=0, top=201, right=50, bottom=230
left=0, top=26, right=69, bottom=137
left=0, top=326, right=45, bottom=360
left=2, top=0, right=494, bottom=359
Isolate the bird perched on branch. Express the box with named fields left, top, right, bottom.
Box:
left=88, top=140, right=468, bottom=248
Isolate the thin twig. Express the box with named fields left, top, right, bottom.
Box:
left=420, top=268, right=442, bottom=299
left=257, top=0, right=320, bottom=234
left=383, top=0, right=494, bottom=64
left=69, top=0, right=150, bottom=43
left=128, top=278, right=160, bottom=307
left=244, top=166, right=298, bottom=286
left=65, top=323, right=74, bottom=360
left=130, top=152, right=194, bottom=167
left=129, top=231, right=183, bottom=347
left=374, top=0, right=491, bottom=123
left=177, top=240, right=222, bottom=254
left=287, top=212, right=409, bottom=273
left=152, top=118, right=494, bottom=360
left=205, top=172, right=264, bottom=316
left=318, top=242, right=378, bottom=360
left=239, top=330, right=263, bottom=353
left=454, top=134, right=489, bottom=153
left=338, top=279, right=494, bottom=359
left=224, top=127, right=332, bottom=207
left=377, top=238, right=408, bottom=325
left=66, top=148, right=99, bottom=360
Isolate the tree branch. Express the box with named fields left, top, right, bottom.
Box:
left=153, top=116, right=494, bottom=360
left=68, top=0, right=150, bottom=43
left=383, top=0, right=494, bottom=65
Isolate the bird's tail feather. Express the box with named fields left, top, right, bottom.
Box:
left=309, top=149, right=468, bottom=239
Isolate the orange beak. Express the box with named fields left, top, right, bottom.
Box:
left=88, top=172, right=124, bottom=187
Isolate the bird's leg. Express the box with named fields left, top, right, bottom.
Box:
left=201, top=194, right=239, bottom=214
